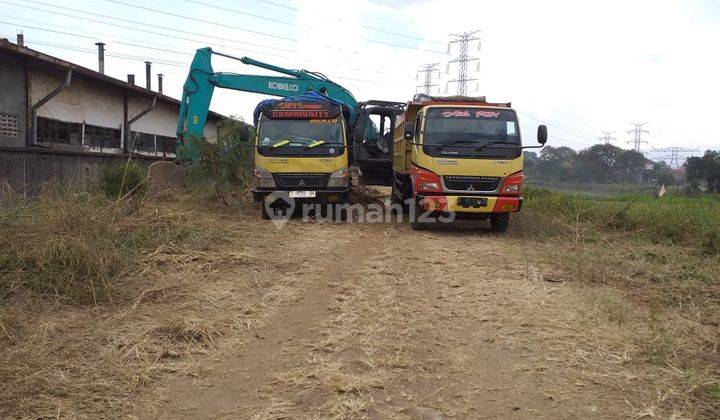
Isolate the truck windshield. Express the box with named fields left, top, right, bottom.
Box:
left=423, top=107, right=521, bottom=158
left=257, top=117, right=344, bottom=156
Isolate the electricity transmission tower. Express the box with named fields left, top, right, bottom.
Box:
left=599, top=131, right=616, bottom=145
left=446, top=30, right=481, bottom=95
left=652, top=147, right=699, bottom=168
left=626, top=122, right=649, bottom=152
left=416, top=63, right=440, bottom=94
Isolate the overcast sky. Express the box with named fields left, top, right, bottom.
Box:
left=2, top=0, right=719, bottom=163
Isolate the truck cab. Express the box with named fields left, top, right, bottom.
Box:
left=251, top=93, right=351, bottom=219
left=392, top=94, right=547, bottom=231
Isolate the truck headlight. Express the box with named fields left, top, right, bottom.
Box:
left=254, top=168, right=275, bottom=188
left=327, top=167, right=349, bottom=188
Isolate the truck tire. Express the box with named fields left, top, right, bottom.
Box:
left=490, top=213, right=509, bottom=233
left=261, top=204, right=271, bottom=220
left=410, top=197, right=427, bottom=231
left=391, top=178, right=403, bottom=213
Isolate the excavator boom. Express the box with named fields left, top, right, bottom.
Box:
left=177, top=48, right=358, bottom=148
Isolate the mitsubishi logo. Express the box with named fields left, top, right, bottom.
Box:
left=467, top=184, right=475, bottom=191
left=298, top=180, right=306, bottom=187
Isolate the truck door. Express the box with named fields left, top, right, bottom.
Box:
left=352, top=101, right=405, bottom=186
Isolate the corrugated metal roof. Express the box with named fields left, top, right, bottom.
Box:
left=0, top=39, right=225, bottom=120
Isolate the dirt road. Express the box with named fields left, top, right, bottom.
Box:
left=141, top=212, right=656, bottom=419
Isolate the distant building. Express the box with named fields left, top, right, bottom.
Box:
left=642, top=157, right=656, bottom=171
left=0, top=36, right=224, bottom=191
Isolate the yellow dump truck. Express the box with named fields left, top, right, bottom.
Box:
left=391, top=95, right=547, bottom=231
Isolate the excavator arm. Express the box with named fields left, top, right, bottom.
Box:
left=177, top=48, right=358, bottom=148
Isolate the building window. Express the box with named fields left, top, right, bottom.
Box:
left=129, top=131, right=155, bottom=152
left=156, top=135, right=177, bottom=154
left=84, top=123, right=121, bottom=149
left=0, top=113, right=19, bottom=137
left=36, top=117, right=81, bottom=144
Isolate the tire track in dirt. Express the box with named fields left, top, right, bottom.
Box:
left=153, top=221, right=384, bottom=418
left=235, top=222, right=586, bottom=418
left=150, top=216, right=651, bottom=419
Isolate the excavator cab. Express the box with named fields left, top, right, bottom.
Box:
left=352, top=101, right=405, bottom=186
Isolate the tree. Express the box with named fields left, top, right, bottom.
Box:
left=648, top=161, right=675, bottom=186
left=576, top=144, right=621, bottom=183
left=615, top=149, right=647, bottom=182
left=538, top=146, right=577, bottom=182
left=684, top=150, right=720, bottom=192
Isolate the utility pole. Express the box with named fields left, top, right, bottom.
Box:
left=626, top=122, right=649, bottom=152
left=652, top=147, right=699, bottom=168
left=416, top=63, right=440, bottom=95
left=446, top=30, right=481, bottom=95
left=599, top=131, right=616, bottom=145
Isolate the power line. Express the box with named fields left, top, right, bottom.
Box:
left=21, top=37, right=187, bottom=68
left=651, top=146, right=698, bottom=168
left=626, top=122, right=649, bottom=152
left=103, top=0, right=296, bottom=42
left=106, top=0, right=446, bottom=55
left=256, top=0, right=297, bottom=11
left=1, top=0, right=295, bottom=53
left=180, top=0, right=294, bottom=26
left=13, top=26, right=411, bottom=86
left=1, top=3, right=412, bottom=75
left=0, top=20, right=197, bottom=58
left=416, top=63, right=440, bottom=94
left=446, top=30, right=480, bottom=95
left=520, top=109, right=600, bottom=143
left=363, top=38, right=445, bottom=55
left=252, top=0, right=445, bottom=46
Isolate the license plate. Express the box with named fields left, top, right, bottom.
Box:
left=289, top=190, right=316, bottom=198
left=457, top=197, right=488, bottom=208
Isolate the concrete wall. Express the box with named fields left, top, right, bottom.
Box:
left=30, top=66, right=220, bottom=147
left=0, top=147, right=167, bottom=193
left=0, top=52, right=27, bottom=148
left=129, top=99, right=218, bottom=141
left=30, top=69, right=125, bottom=128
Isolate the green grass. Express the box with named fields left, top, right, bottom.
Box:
left=516, top=187, right=720, bottom=254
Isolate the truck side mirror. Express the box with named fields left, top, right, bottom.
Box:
left=404, top=122, right=415, bottom=140
left=537, top=125, right=548, bottom=144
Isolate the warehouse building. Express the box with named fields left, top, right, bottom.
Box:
left=0, top=36, right=223, bottom=191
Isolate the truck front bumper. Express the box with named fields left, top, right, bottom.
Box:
left=252, top=188, right=350, bottom=205
left=417, top=194, right=523, bottom=214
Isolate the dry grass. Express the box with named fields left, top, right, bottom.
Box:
left=0, top=188, right=259, bottom=417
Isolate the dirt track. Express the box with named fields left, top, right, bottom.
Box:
left=141, top=211, right=656, bottom=419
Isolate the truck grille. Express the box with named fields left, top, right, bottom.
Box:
left=443, top=175, right=501, bottom=192
left=274, top=173, right=329, bottom=189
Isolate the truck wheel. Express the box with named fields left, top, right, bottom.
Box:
left=410, top=197, right=427, bottom=231
left=261, top=204, right=271, bottom=220
left=490, top=213, right=509, bottom=233
left=390, top=180, right=403, bottom=213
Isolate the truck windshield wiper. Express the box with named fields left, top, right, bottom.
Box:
left=271, top=139, right=291, bottom=148
left=475, top=141, right=519, bottom=151
left=303, top=140, right=343, bottom=150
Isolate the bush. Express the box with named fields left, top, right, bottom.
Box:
left=101, top=161, right=147, bottom=198
left=183, top=117, right=255, bottom=204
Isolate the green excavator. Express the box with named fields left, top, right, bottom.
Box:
left=176, top=47, right=403, bottom=186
